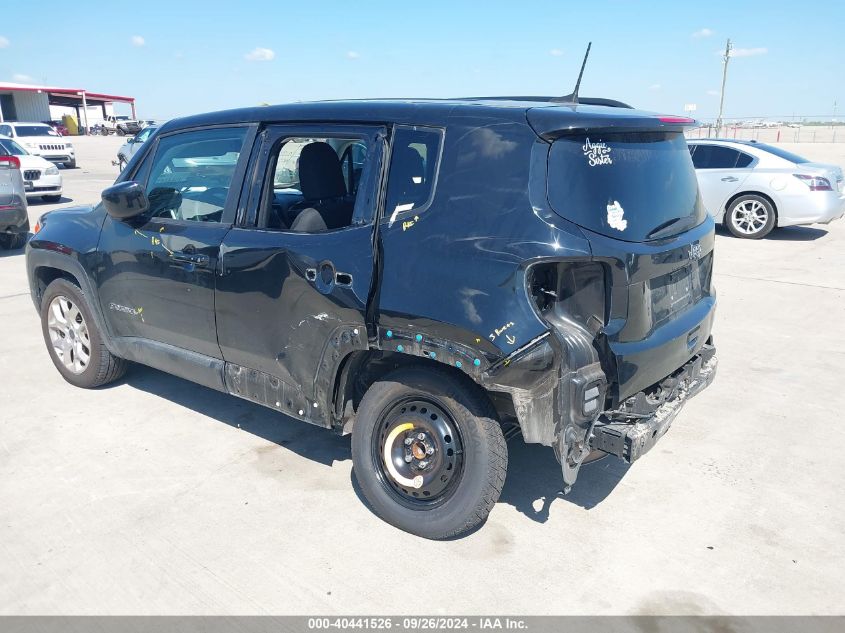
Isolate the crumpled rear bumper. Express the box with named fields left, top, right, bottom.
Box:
left=591, top=342, right=717, bottom=463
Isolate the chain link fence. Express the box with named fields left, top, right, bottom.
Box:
left=686, top=119, right=843, bottom=143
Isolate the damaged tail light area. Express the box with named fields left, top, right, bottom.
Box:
left=528, top=261, right=607, bottom=336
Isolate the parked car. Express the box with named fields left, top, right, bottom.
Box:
left=0, top=137, right=63, bottom=202
left=688, top=139, right=845, bottom=238
left=26, top=98, right=717, bottom=538
left=0, top=122, right=76, bottom=169
left=101, top=115, right=142, bottom=136
left=115, top=124, right=159, bottom=171
left=42, top=120, right=69, bottom=136
left=0, top=153, right=28, bottom=250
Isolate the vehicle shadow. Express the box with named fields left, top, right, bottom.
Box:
left=123, top=366, right=351, bottom=467
left=124, top=364, right=629, bottom=529
left=767, top=226, right=829, bottom=241
left=497, top=439, right=628, bottom=523
left=28, top=195, right=74, bottom=205
left=715, top=224, right=828, bottom=241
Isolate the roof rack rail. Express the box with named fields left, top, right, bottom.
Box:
left=456, top=95, right=634, bottom=109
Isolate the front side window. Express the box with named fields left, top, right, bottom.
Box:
left=384, top=126, right=443, bottom=224
left=145, top=127, right=247, bottom=223
left=260, top=136, right=369, bottom=232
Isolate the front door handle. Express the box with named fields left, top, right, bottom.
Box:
left=172, top=251, right=210, bottom=267
left=721, top=176, right=739, bottom=182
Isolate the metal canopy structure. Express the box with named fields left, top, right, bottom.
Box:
left=0, top=82, right=136, bottom=130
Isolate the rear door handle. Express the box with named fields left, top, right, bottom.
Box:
left=172, top=251, right=210, bottom=267
left=721, top=176, right=739, bottom=182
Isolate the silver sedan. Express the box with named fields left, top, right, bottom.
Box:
left=687, top=139, right=845, bottom=238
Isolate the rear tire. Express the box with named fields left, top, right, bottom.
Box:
left=725, top=194, right=776, bottom=239
left=42, top=195, right=62, bottom=203
left=351, top=366, right=507, bottom=539
left=64, top=159, right=76, bottom=169
left=40, top=278, right=127, bottom=388
left=0, top=233, right=26, bottom=250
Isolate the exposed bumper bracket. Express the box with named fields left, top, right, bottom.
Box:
left=591, top=343, right=717, bottom=463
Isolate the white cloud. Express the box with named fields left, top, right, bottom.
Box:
left=692, top=28, right=713, bottom=38
left=12, top=73, right=33, bottom=82
left=706, top=89, right=721, bottom=96
left=346, top=51, right=360, bottom=60
left=730, top=47, right=768, bottom=58
left=131, top=35, right=145, bottom=47
left=245, top=47, right=275, bottom=62
left=649, top=83, right=662, bottom=91
left=549, top=48, right=564, bottom=57
left=0, top=36, right=9, bottom=48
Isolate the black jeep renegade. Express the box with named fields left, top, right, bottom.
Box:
left=26, top=98, right=717, bottom=538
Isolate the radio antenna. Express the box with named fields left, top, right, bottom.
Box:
left=571, top=42, right=592, bottom=104
left=554, top=42, right=592, bottom=104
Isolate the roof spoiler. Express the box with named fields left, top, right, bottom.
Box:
left=527, top=108, right=697, bottom=141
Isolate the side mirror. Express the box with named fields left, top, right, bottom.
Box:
left=126, top=136, right=136, bottom=144
left=102, top=181, right=148, bottom=220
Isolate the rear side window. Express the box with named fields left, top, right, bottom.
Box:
left=690, top=144, right=743, bottom=169
left=735, top=152, right=754, bottom=168
left=384, top=126, right=443, bottom=223
left=548, top=131, right=705, bottom=242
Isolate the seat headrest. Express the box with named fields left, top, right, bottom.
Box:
left=298, top=142, right=347, bottom=200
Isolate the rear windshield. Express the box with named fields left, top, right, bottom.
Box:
left=14, top=125, right=59, bottom=137
left=753, top=143, right=810, bottom=164
left=547, top=131, right=705, bottom=242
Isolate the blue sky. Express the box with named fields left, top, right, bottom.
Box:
left=1, top=0, right=842, bottom=121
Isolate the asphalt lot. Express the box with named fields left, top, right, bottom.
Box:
left=1, top=136, right=844, bottom=615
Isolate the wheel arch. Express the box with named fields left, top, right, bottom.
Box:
left=332, top=350, right=501, bottom=434
left=27, top=249, right=118, bottom=355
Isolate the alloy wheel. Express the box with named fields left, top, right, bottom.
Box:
left=46, top=295, right=91, bottom=375
left=730, top=199, right=769, bottom=236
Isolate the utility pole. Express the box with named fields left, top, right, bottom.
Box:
left=716, top=38, right=732, bottom=136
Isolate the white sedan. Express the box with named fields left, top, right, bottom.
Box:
left=0, top=136, right=63, bottom=202
left=687, top=139, right=845, bottom=238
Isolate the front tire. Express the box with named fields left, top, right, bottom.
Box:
left=352, top=367, right=507, bottom=539
left=117, top=128, right=126, bottom=136
left=40, top=279, right=127, bottom=388
left=42, top=195, right=62, bottom=203
left=726, top=194, right=776, bottom=239
left=64, top=159, right=77, bottom=169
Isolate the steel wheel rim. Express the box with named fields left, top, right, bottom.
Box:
left=731, top=200, right=768, bottom=235
left=372, top=398, right=464, bottom=509
left=47, top=295, right=91, bottom=374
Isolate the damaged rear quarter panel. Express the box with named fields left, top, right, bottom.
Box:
left=376, top=113, right=593, bottom=431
